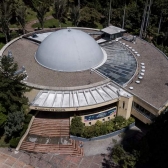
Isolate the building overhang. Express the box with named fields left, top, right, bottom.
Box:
left=30, top=82, right=131, bottom=111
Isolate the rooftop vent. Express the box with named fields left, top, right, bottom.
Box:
left=136, top=80, right=140, bottom=84
left=133, top=36, right=136, bottom=42
left=22, top=66, right=26, bottom=72
left=32, top=33, right=38, bottom=38
left=138, top=76, right=143, bottom=79
left=8, top=51, right=12, bottom=58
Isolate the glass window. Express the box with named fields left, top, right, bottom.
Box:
left=123, top=101, right=125, bottom=109
left=133, top=102, right=156, bottom=120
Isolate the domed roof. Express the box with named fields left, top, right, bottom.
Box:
left=35, top=29, right=104, bottom=72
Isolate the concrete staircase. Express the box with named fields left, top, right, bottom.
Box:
left=20, top=117, right=83, bottom=156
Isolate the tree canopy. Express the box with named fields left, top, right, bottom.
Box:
left=107, top=108, right=168, bottom=168
left=138, top=110, right=168, bottom=168
left=0, top=0, right=168, bottom=55
left=0, top=55, right=29, bottom=137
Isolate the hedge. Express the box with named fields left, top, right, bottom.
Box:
left=70, top=116, right=135, bottom=138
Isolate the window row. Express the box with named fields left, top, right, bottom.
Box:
left=133, top=102, right=155, bottom=120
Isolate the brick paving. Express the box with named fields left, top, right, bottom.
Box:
left=0, top=126, right=141, bottom=168
left=0, top=151, right=33, bottom=168
left=0, top=148, right=107, bottom=168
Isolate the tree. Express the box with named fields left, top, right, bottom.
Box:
left=0, top=0, right=13, bottom=43
left=0, top=113, right=7, bottom=128
left=0, top=55, right=28, bottom=106
left=53, top=0, right=67, bottom=24
left=138, top=110, right=168, bottom=168
left=0, top=55, right=29, bottom=137
left=70, top=6, right=80, bottom=26
left=111, top=144, right=137, bottom=168
left=4, top=111, right=25, bottom=137
left=70, top=116, right=84, bottom=136
left=14, top=0, right=27, bottom=34
left=79, top=7, right=101, bottom=27
left=23, top=0, right=53, bottom=29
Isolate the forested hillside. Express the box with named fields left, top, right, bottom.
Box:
left=0, top=0, right=168, bottom=54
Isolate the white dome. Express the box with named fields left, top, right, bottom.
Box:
left=35, top=29, right=104, bottom=72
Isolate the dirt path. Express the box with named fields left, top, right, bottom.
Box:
left=25, top=15, right=53, bottom=32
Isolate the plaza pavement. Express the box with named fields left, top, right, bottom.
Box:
left=0, top=126, right=141, bottom=168
left=0, top=148, right=106, bottom=168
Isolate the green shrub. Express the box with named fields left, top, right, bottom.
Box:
left=9, top=137, right=20, bottom=148
left=24, top=114, right=32, bottom=123
left=71, top=116, right=135, bottom=138
left=82, top=126, right=95, bottom=138
left=8, top=115, right=32, bottom=148
left=20, top=123, right=28, bottom=137
left=70, top=116, right=84, bottom=136
left=127, top=117, right=135, bottom=125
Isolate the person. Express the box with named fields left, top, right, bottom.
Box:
left=8, top=147, right=12, bottom=152
left=79, top=142, right=83, bottom=147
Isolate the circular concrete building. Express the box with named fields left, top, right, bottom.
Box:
left=1, top=26, right=168, bottom=154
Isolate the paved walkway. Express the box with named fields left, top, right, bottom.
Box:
left=0, top=126, right=141, bottom=168
left=0, top=148, right=107, bottom=168
left=0, top=150, right=32, bottom=168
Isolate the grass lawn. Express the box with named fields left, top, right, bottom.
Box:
left=32, top=18, right=73, bottom=28
left=95, top=22, right=103, bottom=29
left=9, top=24, right=19, bottom=28
left=0, top=43, right=5, bottom=50
left=9, top=7, right=54, bottom=28
left=0, top=136, right=9, bottom=147
left=26, top=7, right=53, bottom=22
left=0, top=32, right=20, bottom=49
left=32, top=18, right=103, bottom=29
left=26, top=8, right=38, bottom=22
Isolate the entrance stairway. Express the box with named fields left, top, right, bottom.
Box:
left=29, top=118, right=69, bottom=137
left=20, top=117, right=83, bottom=156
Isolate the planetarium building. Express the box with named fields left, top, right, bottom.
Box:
left=1, top=26, right=168, bottom=154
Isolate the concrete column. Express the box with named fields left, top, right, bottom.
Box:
left=117, top=96, right=133, bottom=119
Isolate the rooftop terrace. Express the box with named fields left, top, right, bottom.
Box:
left=122, top=37, right=168, bottom=109
left=3, top=38, right=105, bottom=88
